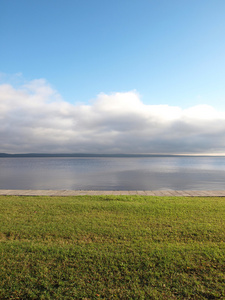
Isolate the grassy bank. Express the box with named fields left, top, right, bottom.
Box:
left=0, top=195, right=224, bottom=299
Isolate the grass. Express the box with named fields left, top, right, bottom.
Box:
left=0, top=195, right=224, bottom=299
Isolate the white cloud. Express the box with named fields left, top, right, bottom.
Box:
left=0, top=78, right=225, bottom=154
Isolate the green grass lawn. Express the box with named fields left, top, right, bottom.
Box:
left=0, top=195, right=224, bottom=299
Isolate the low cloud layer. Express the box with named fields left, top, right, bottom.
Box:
left=1, top=79, right=225, bottom=154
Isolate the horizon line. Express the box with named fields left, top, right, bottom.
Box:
left=1, top=152, right=225, bottom=157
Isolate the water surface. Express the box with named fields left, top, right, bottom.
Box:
left=1, top=156, right=225, bottom=190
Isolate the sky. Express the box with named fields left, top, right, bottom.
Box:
left=1, top=0, right=225, bottom=154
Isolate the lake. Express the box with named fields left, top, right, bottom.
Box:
left=1, top=156, right=225, bottom=190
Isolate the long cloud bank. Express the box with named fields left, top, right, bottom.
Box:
left=1, top=79, right=225, bottom=154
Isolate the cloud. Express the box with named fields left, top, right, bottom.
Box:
left=1, top=78, right=225, bottom=154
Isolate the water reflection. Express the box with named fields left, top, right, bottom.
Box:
left=0, top=157, right=225, bottom=190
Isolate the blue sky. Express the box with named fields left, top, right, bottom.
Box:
left=1, top=0, right=225, bottom=107
left=1, top=0, right=225, bottom=154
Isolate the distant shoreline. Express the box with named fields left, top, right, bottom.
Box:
left=1, top=153, right=225, bottom=158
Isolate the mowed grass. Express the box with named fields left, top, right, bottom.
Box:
left=0, top=195, right=224, bottom=299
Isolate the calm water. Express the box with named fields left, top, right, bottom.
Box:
left=1, top=157, right=225, bottom=190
